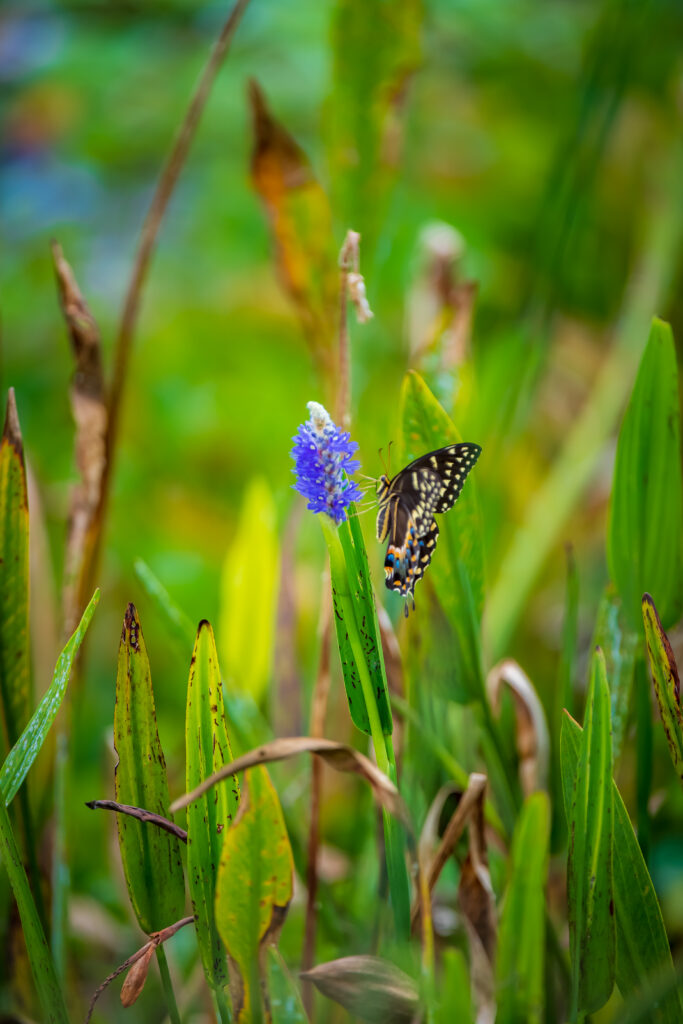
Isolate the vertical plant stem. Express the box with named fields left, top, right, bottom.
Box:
left=156, top=945, right=182, bottom=1024
left=0, top=801, right=69, bottom=1024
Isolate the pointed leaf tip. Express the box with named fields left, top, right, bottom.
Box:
left=3, top=389, right=23, bottom=460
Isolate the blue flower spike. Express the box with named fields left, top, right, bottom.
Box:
left=291, top=401, right=363, bottom=524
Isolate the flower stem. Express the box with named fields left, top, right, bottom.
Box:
left=156, top=945, right=181, bottom=1024
left=320, top=517, right=411, bottom=939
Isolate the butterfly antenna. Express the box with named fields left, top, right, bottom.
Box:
left=387, top=440, right=394, bottom=477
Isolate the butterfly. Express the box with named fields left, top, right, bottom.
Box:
left=375, top=443, right=481, bottom=615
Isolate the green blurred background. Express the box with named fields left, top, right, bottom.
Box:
left=2, top=0, right=683, bottom=1017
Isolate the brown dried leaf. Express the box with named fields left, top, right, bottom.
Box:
left=301, top=955, right=419, bottom=1024
left=51, top=240, right=108, bottom=634
left=119, top=942, right=155, bottom=1008
left=170, top=736, right=406, bottom=824
left=249, top=80, right=338, bottom=384
left=487, top=659, right=550, bottom=796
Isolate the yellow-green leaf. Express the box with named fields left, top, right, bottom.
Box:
left=219, top=477, right=280, bottom=705
left=114, top=603, right=185, bottom=933
left=215, top=765, right=293, bottom=1023
left=0, top=389, right=31, bottom=758
left=186, top=620, right=239, bottom=996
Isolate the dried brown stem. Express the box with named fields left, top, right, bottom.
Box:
left=80, top=0, right=251, bottom=606
left=302, top=583, right=332, bottom=1017
left=85, top=799, right=187, bottom=843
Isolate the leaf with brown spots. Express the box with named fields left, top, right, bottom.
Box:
left=114, top=603, right=185, bottom=933
left=185, top=620, right=239, bottom=1002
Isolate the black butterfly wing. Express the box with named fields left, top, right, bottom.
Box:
left=384, top=515, right=439, bottom=599
left=378, top=442, right=480, bottom=608
left=395, top=443, right=481, bottom=514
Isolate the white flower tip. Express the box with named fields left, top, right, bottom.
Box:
left=306, top=401, right=333, bottom=434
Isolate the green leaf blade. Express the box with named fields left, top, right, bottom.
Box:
left=0, top=389, right=31, bottom=758
left=495, top=791, right=550, bottom=1024
left=565, top=648, right=615, bottom=1017
left=186, top=620, right=239, bottom=994
left=608, top=318, right=683, bottom=630
left=0, top=590, right=100, bottom=805
left=562, top=711, right=682, bottom=1021
left=114, top=603, right=185, bottom=934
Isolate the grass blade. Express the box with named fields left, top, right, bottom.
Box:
left=608, top=318, right=683, bottom=630
left=185, top=620, right=239, bottom=1010
left=0, top=590, right=99, bottom=805
left=562, top=711, right=681, bottom=1021
left=496, top=791, right=550, bottom=1024
left=562, top=648, right=614, bottom=1018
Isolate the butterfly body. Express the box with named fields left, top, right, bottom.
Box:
left=376, top=443, right=481, bottom=613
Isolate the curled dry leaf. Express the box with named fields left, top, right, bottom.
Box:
left=301, top=955, right=419, bottom=1024
left=249, top=79, right=338, bottom=383
left=171, top=736, right=407, bottom=824
left=487, top=658, right=550, bottom=795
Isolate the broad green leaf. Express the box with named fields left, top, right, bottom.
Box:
left=0, top=389, right=31, bottom=758
left=608, top=318, right=683, bottom=631
left=495, top=791, right=550, bottom=1024
left=323, top=512, right=392, bottom=736
left=592, top=585, right=638, bottom=766
left=186, top=621, right=240, bottom=998
left=0, top=801, right=69, bottom=1024
left=327, top=0, right=422, bottom=258
left=114, top=604, right=185, bottom=933
left=215, top=765, right=293, bottom=1024
left=563, top=712, right=682, bottom=1021
left=398, top=371, right=486, bottom=703
left=1, top=590, right=99, bottom=805
left=642, top=594, right=683, bottom=791
left=266, top=947, right=308, bottom=1024
left=219, top=477, right=280, bottom=705
left=562, top=648, right=614, bottom=1017
left=249, top=81, right=338, bottom=389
